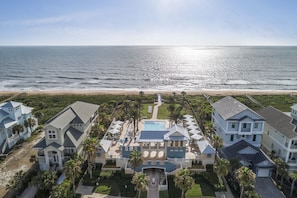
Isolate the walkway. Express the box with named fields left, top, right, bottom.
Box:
left=151, top=94, right=162, bottom=119
left=146, top=169, right=159, bottom=198
left=215, top=177, right=234, bottom=198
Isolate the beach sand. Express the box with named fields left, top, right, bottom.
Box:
left=0, top=89, right=297, bottom=96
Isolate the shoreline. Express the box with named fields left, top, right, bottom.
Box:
left=0, top=89, right=297, bottom=96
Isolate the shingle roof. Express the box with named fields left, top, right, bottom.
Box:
left=0, top=117, right=17, bottom=128
left=63, top=134, right=76, bottom=147
left=138, top=131, right=168, bottom=142
left=164, top=124, right=190, bottom=140
left=221, top=140, right=274, bottom=168
left=291, top=104, right=297, bottom=110
left=33, top=137, right=46, bottom=149
left=70, top=101, right=99, bottom=124
left=67, top=127, right=83, bottom=141
left=257, top=106, right=297, bottom=139
left=197, top=140, right=216, bottom=154
left=21, top=105, right=33, bottom=114
left=48, top=109, right=76, bottom=129
left=212, top=96, right=263, bottom=120
left=1, top=101, right=22, bottom=108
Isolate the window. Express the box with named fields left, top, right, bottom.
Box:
left=231, top=122, right=236, bottom=129
left=254, top=123, right=259, bottom=128
left=48, top=130, right=56, bottom=139
left=207, top=154, right=212, bottom=158
left=253, top=135, right=257, bottom=141
left=230, top=135, right=234, bottom=141
left=271, top=143, right=274, bottom=149
left=243, top=123, right=247, bottom=128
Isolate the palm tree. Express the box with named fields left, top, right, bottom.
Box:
left=63, top=159, right=82, bottom=192
left=212, top=135, right=223, bottom=160
left=131, top=173, right=149, bottom=198
left=12, top=124, right=24, bottom=135
left=83, top=137, right=97, bottom=179
left=31, top=171, right=57, bottom=192
left=6, top=170, right=25, bottom=196
left=214, top=158, right=230, bottom=185
left=34, top=111, right=43, bottom=123
left=274, top=157, right=288, bottom=186
left=174, top=168, right=195, bottom=198
left=127, top=103, right=141, bottom=136
left=50, top=180, right=73, bottom=198
left=289, top=171, right=297, bottom=197
left=128, top=150, right=142, bottom=174
left=236, top=166, right=256, bottom=198
left=181, top=91, right=187, bottom=106
left=170, top=109, right=183, bottom=125
left=24, top=118, right=36, bottom=132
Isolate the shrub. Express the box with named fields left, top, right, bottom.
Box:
left=94, top=185, right=111, bottom=194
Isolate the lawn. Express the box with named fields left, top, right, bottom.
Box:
left=141, top=103, right=154, bottom=119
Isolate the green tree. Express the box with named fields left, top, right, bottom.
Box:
left=24, top=118, right=36, bottom=132
left=12, top=124, right=24, bottom=134
left=174, top=168, right=195, bottom=198
left=31, top=171, right=57, bottom=192
left=6, top=170, right=25, bottom=196
left=128, top=150, right=142, bottom=174
left=83, top=137, right=97, bottom=179
left=127, top=103, right=142, bottom=136
left=214, top=158, right=230, bottom=186
left=212, top=135, right=223, bottom=160
left=289, top=171, right=297, bottom=197
left=63, top=159, right=82, bottom=192
left=131, top=173, right=149, bottom=198
left=236, top=166, right=256, bottom=198
left=50, top=180, right=73, bottom=198
left=34, top=111, right=43, bottom=122
left=274, top=157, right=288, bottom=186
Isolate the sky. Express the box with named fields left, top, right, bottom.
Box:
left=1, top=0, right=297, bottom=46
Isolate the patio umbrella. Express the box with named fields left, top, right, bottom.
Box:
left=191, top=134, right=204, bottom=141
left=188, top=129, right=200, bottom=134
left=187, top=125, right=198, bottom=130
left=108, top=128, right=120, bottom=134
left=111, top=124, right=122, bottom=129
left=183, top=114, right=193, bottom=118
left=113, top=120, right=124, bottom=125
left=184, top=117, right=194, bottom=122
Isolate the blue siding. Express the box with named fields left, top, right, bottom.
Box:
left=167, top=147, right=186, bottom=158
left=122, top=146, right=141, bottom=158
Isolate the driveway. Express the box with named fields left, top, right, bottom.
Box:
left=255, top=178, right=285, bottom=198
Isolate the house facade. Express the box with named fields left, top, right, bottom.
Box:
left=212, top=96, right=265, bottom=148
left=257, top=105, right=297, bottom=171
left=212, top=97, right=274, bottom=177
left=0, top=101, right=37, bottom=154
left=33, top=101, right=99, bottom=171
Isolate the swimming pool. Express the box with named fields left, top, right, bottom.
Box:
left=143, top=121, right=166, bottom=131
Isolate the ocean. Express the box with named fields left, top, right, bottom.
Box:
left=0, top=46, right=296, bottom=92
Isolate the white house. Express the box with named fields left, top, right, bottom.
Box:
left=33, top=101, right=99, bottom=171
left=257, top=105, right=297, bottom=171
left=0, top=101, right=37, bottom=154
left=212, top=96, right=265, bottom=148
left=212, top=97, right=274, bottom=177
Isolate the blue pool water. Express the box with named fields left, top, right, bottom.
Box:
left=144, top=121, right=166, bottom=131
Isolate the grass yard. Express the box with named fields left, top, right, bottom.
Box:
left=157, top=104, right=171, bottom=119
left=141, top=103, right=154, bottom=119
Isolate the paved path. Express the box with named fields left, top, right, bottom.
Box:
left=151, top=94, right=162, bottom=119
left=20, top=186, right=37, bottom=198
left=147, top=169, right=159, bottom=198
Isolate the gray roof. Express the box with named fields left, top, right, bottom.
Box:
left=164, top=124, right=190, bottom=140
left=33, top=137, right=46, bottom=149
left=138, top=131, right=168, bottom=142
left=212, top=96, right=263, bottom=120
left=0, top=117, right=17, bottom=129
left=70, top=101, right=99, bottom=124
left=64, top=134, right=76, bottom=147
left=257, top=106, right=297, bottom=139
left=67, top=127, right=83, bottom=141
left=21, top=105, right=33, bottom=114
left=197, top=140, right=216, bottom=154
left=47, top=101, right=99, bottom=129
left=1, top=101, right=22, bottom=108
left=221, top=140, right=274, bottom=168
left=49, top=109, right=76, bottom=129
left=0, top=109, right=8, bottom=118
